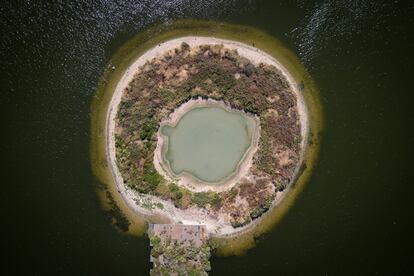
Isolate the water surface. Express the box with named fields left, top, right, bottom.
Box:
left=161, top=106, right=256, bottom=183
left=2, top=1, right=413, bottom=275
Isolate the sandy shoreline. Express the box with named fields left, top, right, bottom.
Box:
left=106, top=36, right=309, bottom=236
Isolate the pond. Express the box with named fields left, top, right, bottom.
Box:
left=161, top=105, right=257, bottom=183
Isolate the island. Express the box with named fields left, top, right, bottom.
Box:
left=89, top=19, right=324, bottom=274
left=107, top=37, right=308, bottom=235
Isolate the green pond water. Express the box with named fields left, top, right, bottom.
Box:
left=161, top=106, right=256, bottom=183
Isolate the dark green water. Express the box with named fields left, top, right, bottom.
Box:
left=1, top=1, right=413, bottom=275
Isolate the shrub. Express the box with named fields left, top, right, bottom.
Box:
left=250, top=207, right=264, bottom=219
left=192, top=192, right=210, bottom=207
left=140, top=118, right=158, bottom=140
left=168, top=183, right=179, bottom=192
left=149, top=234, right=161, bottom=247
left=210, top=193, right=222, bottom=209
left=175, top=191, right=183, bottom=200
left=227, top=188, right=238, bottom=201
left=141, top=170, right=162, bottom=193
left=244, top=63, right=255, bottom=77
left=181, top=42, right=190, bottom=50
left=274, top=181, right=286, bottom=192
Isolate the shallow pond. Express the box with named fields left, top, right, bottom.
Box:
left=161, top=106, right=256, bottom=183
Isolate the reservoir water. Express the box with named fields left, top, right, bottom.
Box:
left=1, top=1, right=413, bottom=275
left=161, top=106, right=256, bottom=183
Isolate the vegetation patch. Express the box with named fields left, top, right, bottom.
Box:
left=149, top=232, right=211, bottom=275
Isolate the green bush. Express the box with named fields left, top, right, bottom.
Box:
left=274, top=181, right=286, bottom=192
left=227, top=188, right=238, bottom=201
left=175, top=191, right=183, bottom=200
left=149, top=234, right=161, bottom=247
left=250, top=207, right=264, bottom=219
left=168, top=182, right=179, bottom=192
left=192, top=192, right=210, bottom=207
left=181, top=41, right=190, bottom=50
left=168, top=183, right=184, bottom=207
left=141, top=169, right=162, bottom=193
left=210, top=193, right=222, bottom=209
left=244, top=63, right=255, bottom=77
left=140, top=118, right=158, bottom=141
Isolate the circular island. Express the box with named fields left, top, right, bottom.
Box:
left=107, top=37, right=308, bottom=234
